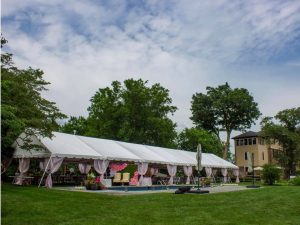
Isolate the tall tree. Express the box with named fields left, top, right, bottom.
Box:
left=177, top=128, right=223, bottom=157
left=191, top=82, right=260, bottom=159
left=1, top=37, right=66, bottom=173
left=87, top=79, right=178, bottom=148
left=60, top=116, right=88, bottom=136
left=261, top=107, right=300, bottom=178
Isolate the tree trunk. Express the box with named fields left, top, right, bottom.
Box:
left=285, top=161, right=296, bottom=179
left=223, top=130, right=231, bottom=159
left=1, top=157, right=13, bottom=174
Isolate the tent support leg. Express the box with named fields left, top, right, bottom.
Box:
left=38, top=155, right=52, bottom=188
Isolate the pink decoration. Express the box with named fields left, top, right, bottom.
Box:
left=95, top=177, right=101, bottom=184
left=130, top=171, right=139, bottom=186
left=110, top=163, right=128, bottom=172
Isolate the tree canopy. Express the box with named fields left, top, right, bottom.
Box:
left=177, top=128, right=223, bottom=157
left=60, top=116, right=88, bottom=136
left=1, top=37, right=66, bottom=172
left=70, top=79, right=178, bottom=148
left=191, top=82, right=260, bottom=159
left=261, top=107, right=300, bottom=178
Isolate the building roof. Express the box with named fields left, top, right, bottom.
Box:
left=13, top=131, right=238, bottom=169
left=232, top=131, right=261, bottom=139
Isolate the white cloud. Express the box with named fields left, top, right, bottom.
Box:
left=2, top=0, right=300, bottom=142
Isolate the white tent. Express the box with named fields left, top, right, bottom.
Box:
left=13, top=132, right=238, bottom=169
left=13, top=132, right=241, bottom=187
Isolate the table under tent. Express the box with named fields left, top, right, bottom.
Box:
left=12, top=132, right=239, bottom=189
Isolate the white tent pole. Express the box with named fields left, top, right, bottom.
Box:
left=38, top=155, right=52, bottom=188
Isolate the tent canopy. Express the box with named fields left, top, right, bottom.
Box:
left=13, top=132, right=238, bottom=169
left=14, top=132, right=103, bottom=159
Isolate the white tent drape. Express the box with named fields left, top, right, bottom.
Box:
left=150, top=168, right=159, bottom=176
left=39, top=159, right=48, bottom=171
left=221, top=168, right=228, bottom=183
left=167, top=165, right=177, bottom=185
left=137, top=162, right=148, bottom=186
left=45, top=157, right=64, bottom=188
left=183, top=166, right=193, bottom=184
left=212, top=169, right=218, bottom=176
left=78, top=163, right=92, bottom=174
left=19, top=158, right=30, bottom=174
left=205, top=167, right=213, bottom=177
left=233, top=169, right=240, bottom=183
left=94, top=160, right=110, bottom=181
left=15, top=158, right=30, bottom=185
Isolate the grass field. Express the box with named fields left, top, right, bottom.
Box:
left=1, top=183, right=300, bottom=225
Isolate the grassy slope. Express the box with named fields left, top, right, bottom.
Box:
left=1, top=184, right=300, bottom=225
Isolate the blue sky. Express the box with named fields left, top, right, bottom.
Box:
left=2, top=0, right=300, bottom=138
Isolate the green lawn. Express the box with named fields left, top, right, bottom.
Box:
left=1, top=184, right=300, bottom=225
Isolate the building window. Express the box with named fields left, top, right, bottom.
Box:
left=244, top=139, right=248, bottom=145
left=240, top=139, right=244, bottom=146
left=253, top=138, right=257, bottom=145
left=236, top=140, right=239, bottom=146
left=248, top=138, right=252, bottom=145
left=245, top=152, right=248, bottom=160
left=262, top=152, right=264, bottom=160
left=259, top=138, right=265, bottom=145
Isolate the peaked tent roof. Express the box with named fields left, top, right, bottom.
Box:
left=77, top=135, right=141, bottom=162
left=13, top=132, right=238, bottom=169
left=116, top=141, right=170, bottom=164
left=13, top=132, right=104, bottom=159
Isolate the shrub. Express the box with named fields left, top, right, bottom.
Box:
left=122, top=164, right=137, bottom=177
left=201, top=177, right=212, bottom=186
left=289, top=176, right=300, bottom=186
left=262, top=164, right=281, bottom=185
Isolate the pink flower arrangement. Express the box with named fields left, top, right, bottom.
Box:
left=95, top=177, right=101, bottom=184
left=85, top=175, right=107, bottom=190
left=130, top=171, right=139, bottom=186
left=110, top=163, right=128, bottom=172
